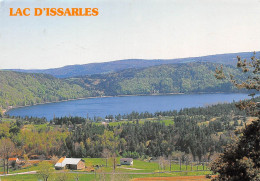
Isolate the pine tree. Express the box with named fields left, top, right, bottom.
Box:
left=212, top=53, right=260, bottom=181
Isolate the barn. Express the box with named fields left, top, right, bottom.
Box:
left=8, top=158, right=20, bottom=164
left=120, top=158, right=133, bottom=165
left=55, top=157, right=85, bottom=170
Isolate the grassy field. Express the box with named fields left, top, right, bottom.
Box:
left=82, top=158, right=209, bottom=173
left=1, top=158, right=212, bottom=181
left=96, top=117, right=175, bottom=127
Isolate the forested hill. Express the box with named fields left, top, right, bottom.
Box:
left=8, top=51, right=259, bottom=78
left=69, top=62, right=247, bottom=96
left=0, top=62, right=248, bottom=109
left=0, top=71, right=92, bottom=109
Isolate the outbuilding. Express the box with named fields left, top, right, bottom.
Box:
left=55, top=157, right=85, bottom=170
left=120, top=158, right=133, bottom=165
left=8, top=158, right=20, bottom=164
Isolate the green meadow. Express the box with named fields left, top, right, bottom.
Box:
left=1, top=158, right=212, bottom=181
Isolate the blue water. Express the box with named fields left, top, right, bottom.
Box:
left=7, top=93, right=250, bottom=121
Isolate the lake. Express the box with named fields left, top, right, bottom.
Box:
left=7, top=93, right=250, bottom=121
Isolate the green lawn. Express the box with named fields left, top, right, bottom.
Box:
left=8, top=163, right=43, bottom=174
left=118, top=160, right=209, bottom=173
left=0, top=174, right=37, bottom=181
left=82, top=158, right=208, bottom=173
left=1, top=158, right=212, bottom=181
left=8, top=158, right=210, bottom=174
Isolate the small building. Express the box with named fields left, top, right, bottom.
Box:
left=120, top=158, right=133, bottom=165
left=29, top=155, right=40, bottom=160
left=8, top=158, right=19, bottom=164
left=55, top=157, right=85, bottom=170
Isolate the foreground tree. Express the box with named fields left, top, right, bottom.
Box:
left=37, top=161, right=54, bottom=181
left=55, top=169, right=70, bottom=181
left=211, top=121, right=259, bottom=180
left=0, top=138, right=15, bottom=174
left=172, top=151, right=185, bottom=171
left=158, top=156, right=167, bottom=171
left=212, top=53, right=260, bottom=180
left=102, top=148, right=111, bottom=167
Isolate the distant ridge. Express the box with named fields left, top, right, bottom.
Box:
left=7, top=51, right=260, bottom=78
left=0, top=62, right=249, bottom=109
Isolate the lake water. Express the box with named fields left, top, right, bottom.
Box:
left=7, top=93, right=250, bottom=121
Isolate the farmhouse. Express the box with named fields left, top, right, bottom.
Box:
left=120, top=158, right=133, bottom=165
left=55, top=157, right=85, bottom=170
left=8, top=158, right=20, bottom=164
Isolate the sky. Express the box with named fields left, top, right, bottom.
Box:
left=1, top=0, right=260, bottom=69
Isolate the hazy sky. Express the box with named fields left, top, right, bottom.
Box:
left=1, top=0, right=260, bottom=69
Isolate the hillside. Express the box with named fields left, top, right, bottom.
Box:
left=0, top=62, right=249, bottom=109
left=8, top=51, right=259, bottom=78
left=0, top=71, right=93, bottom=109
left=71, top=62, right=248, bottom=96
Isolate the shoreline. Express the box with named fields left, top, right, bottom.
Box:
left=4, top=91, right=246, bottom=114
